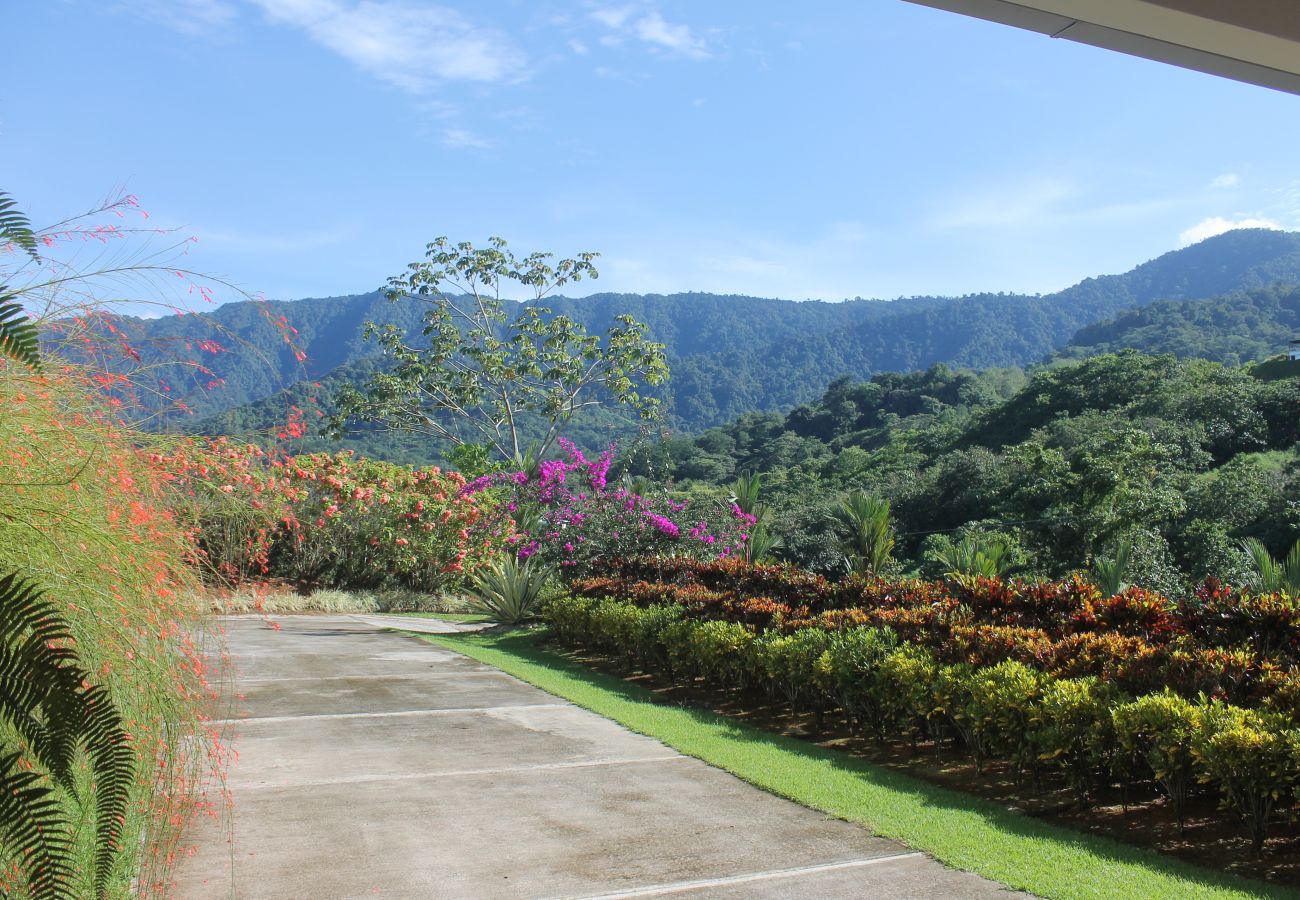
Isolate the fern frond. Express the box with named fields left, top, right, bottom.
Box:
left=0, top=190, right=40, bottom=261
left=0, top=752, right=75, bottom=900
left=0, top=296, right=41, bottom=372
left=0, top=572, right=134, bottom=895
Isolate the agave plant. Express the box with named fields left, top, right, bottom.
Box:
left=830, top=492, right=895, bottom=576
left=1092, top=539, right=1133, bottom=598
left=620, top=472, right=655, bottom=499
left=1240, top=537, right=1300, bottom=595
left=0, top=572, right=133, bottom=899
left=468, top=556, right=551, bottom=624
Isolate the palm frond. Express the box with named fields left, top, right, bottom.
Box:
left=1284, top=539, right=1300, bottom=596
left=1240, top=537, right=1282, bottom=593
left=936, top=534, right=1015, bottom=580
left=831, top=492, right=895, bottom=575
left=1093, top=539, right=1133, bottom=598
left=0, top=752, right=74, bottom=899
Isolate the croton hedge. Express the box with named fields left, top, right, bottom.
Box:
left=546, top=592, right=1300, bottom=856
left=569, top=558, right=1300, bottom=718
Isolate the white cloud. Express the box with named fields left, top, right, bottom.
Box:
left=633, top=11, right=709, bottom=58
left=129, top=0, right=238, bottom=34
left=251, top=0, right=526, bottom=92
left=590, top=5, right=709, bottom=59
left=930, top=178, right=1079, bottom=230
left=441, top=128, right=493, bottom=150
left=1209, top=173, right=1240, bottom=189
left=590, top=6, right=635, bottom=30
left=568, top=38, right=590, bottom=55
left=1178, top=216, right=1282, bottom=246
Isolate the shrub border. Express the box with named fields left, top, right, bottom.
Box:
left=413, top=627, right=1295, bottom=900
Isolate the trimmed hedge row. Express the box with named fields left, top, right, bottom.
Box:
left=546, top=593, right=1300, bottom=855
left=571, top=560, right=1300, bottom=717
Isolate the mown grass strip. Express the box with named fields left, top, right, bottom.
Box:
left=415, top=627, right=1294, bottom=900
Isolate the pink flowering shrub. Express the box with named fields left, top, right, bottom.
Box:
left=463, top=438, right=750, bottom=576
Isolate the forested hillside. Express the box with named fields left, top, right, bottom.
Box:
left=90, top=228, right=1300, bottom=444
left=627, top=352, right=1300, bottom=594
left=1058, top=282, right=1300, bottom=364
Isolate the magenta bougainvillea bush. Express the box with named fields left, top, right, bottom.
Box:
left=463, top=439, right=752, bottom=574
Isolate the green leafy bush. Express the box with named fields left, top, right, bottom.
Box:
left=821, top=627, right=899, bottom=739
left=1112, top=692, right=1202, bottom=831
left=874, top=645, right=942, bottom=750
left=1193, top=703, right=1300, bottom=856
left=545, top=594, right=596, bottom=644
left=684, top=620, right=755, bottom=687
left=749, top=629, right=832, bottom=718
left=543, top=580, right=1300, bottom=854
left=1035, top=677, right=1123, bottom=807
left=964, top=661, right=1047, bottom=779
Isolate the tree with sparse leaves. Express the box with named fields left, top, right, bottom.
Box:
left=331, top=237, right=669, bottom=464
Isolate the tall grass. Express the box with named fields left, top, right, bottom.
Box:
left=0, top=364, right=222, bottom=897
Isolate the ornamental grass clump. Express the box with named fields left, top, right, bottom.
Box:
left=0, top=366, right=220, bottom=897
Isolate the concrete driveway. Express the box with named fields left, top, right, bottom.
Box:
left=172, top=615, right=1023, bottom=899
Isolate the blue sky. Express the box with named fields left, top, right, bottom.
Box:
left=6, top=1, right=1300, bottom=306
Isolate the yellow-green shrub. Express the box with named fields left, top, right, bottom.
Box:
left=1193, top=703, right=1300, bottom=856
left=684, top=620, right=754, bottom=687
left=1113, top=691, right=1202, bottom=831
left=1035, top=677, right=1123, bottom=806
left=821, top=627, right=900, bottom=739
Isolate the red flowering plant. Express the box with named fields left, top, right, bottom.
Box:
left=154, top=441, right=507, bottom=595
left=462, top=438, right=751, bottom=578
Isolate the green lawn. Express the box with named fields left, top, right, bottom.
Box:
left=415, top=627, right=1294, bottom=900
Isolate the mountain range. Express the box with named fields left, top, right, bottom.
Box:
left=87, top=228, right=1300, bottom=459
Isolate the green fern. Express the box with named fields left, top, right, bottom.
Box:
left=0, top=190, right=41, bottom=372
left=0, top=572, right=133, bottom=898
left=0, top=296, right=41, bottom=372
left=0, top=753, right=73, bottom=899
left=0, top=190, right=39, bottom=261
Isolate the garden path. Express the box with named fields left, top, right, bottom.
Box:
left=172, top=615, right=1025, bottom=898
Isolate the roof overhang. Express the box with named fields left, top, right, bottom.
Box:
left=902, top=0, right=1300, bottom=95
